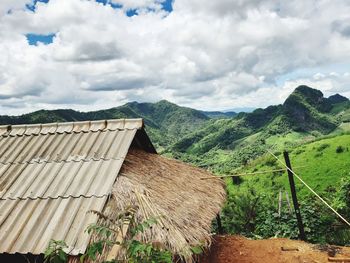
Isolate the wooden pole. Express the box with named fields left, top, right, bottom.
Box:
left=278, top=190, right=282, bottom=217
left=285, top=190, right=292, bottom=214
left=216, top=214, right=223, bottom=234
left=106, top=219, right=130, bottom=261
left=283, top=151, right=306, bottom=241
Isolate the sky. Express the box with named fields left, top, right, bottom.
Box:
left=0, top=0, right=350, bottom=115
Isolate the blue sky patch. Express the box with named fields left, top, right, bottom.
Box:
left=162, top=0, right=173, bottom=12
left=126, top=9, right=138, bottom=17
left=26, top=0, right=49, bottom=12
left=95, top=0, right=173, bottom=14
left=26, top=33, right=55, bottom=45
left=95, top=0, right=122, bottom=9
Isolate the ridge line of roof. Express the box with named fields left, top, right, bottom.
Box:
left=0, top=194, right=109, bottom=201
left=0, top=118, right=144, bottom=137
left=1, top=127, right=142, bottom=137
left=0, top=156, right=125, bottom=166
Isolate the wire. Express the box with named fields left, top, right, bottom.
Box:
left=267, top=150, right=350, bottom=227
left=200, top=166, right=306, bottom=180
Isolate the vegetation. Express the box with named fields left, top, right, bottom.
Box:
left=220, top=134, right=350, bottom=245
left=4, top=85, right=350, bottom=247
left=0, top=100, right=209, bottom=150
left=44, top=207, right=175, bottom=263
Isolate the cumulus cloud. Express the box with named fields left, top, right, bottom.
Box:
left=0, top=0, right=350, bottom=114
left=0, top=0, right=30, bottom=16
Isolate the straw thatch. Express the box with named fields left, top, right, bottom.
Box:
left=71, top=148, right=226, bottom=263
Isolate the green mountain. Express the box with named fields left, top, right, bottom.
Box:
left=0, top=100, right=209, bottom=150
left=0, top=85, right=348, bottom=163
left=201, top=111, right=237, bottom=119
left=168, top=85, right=350, bottom=172
left=282, top=85, right=337, bottom=133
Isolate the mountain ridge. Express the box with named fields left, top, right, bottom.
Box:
left=0, top=86, right=348, bottom=164
left=168, top=85, right=350, bottom=172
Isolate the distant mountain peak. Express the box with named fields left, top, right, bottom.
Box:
left=157, top=99, right=172, bottom=103
left=328, top=93, right=349, bottom=104
left=293, top=85, right=324, bottom=99
left=284, top=85, right=330, bottom=110
left=282, top=85, right=337, bottom=132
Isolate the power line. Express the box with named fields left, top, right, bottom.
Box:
left=200, top=166, right=306, bottom=180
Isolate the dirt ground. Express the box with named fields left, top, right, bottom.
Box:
left=200, top=235, right=350, bottom=263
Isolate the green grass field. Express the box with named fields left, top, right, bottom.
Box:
left=227, top=134, right=350, bottom=201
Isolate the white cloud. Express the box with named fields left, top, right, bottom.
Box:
left=0, top=0, right=350, bottom=114
left=0, top=0, right=29, bottom=16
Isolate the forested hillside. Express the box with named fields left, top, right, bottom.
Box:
left=0, top=100, right=209, bottom=150
left=168, top=86, right=350, bottom=173
left=0, top=85, right=349, bottom=167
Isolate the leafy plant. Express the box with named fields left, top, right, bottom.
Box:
left=221, top=188, right=261, bottom=236
left=255, top=198, right=334, bottom=243
left=44, top=208, right=174, bottom=263
left=44, top=240, right=68, bottom=263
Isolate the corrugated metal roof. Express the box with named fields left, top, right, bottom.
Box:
left=0, top=197, right=107, bottom=255
left=0, top=119, right=145, bottom=255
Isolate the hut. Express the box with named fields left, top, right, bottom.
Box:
left=0, top=119, right=225, bottom=262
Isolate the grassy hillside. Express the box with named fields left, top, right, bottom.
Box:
left=169, top=86, right=350, bottom=174
left=229, top=134, right=350, bottom=198
left=219, top=133, right=350, bottom=244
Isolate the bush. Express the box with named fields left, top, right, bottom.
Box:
left=314, top=152, right=323, bottom=158
left=336, top=146, right=344, bottom=153
left=255, top=198, right=334, bottom=243
left=264, top=156, right=277, bottom=167
left=294, top=149, right=305, bottom=155
left=317, top=143, right=330, bottom=152
left=221, top=188, right=261, bottom=236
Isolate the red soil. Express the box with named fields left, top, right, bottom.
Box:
left=200, top=235, right=350, bottom=263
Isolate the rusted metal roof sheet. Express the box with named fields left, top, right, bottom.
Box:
left=0, top=119, right=144, bottom=255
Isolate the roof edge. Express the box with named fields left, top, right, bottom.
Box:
left=0, top=118, right=144, bottom=137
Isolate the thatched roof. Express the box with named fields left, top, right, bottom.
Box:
left=82, top=148, right=226, bottom=262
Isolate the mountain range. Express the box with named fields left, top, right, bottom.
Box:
left=0, top=85, right=349, bottom=172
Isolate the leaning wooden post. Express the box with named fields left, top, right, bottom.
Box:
left=283, top=151, right=306, bottom=241
left=106, top=218, right=131, bottom=261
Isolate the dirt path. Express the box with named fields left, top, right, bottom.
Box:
left=200, top=235, right=350, bottom=263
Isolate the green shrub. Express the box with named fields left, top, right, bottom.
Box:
left=255, top=199, right=333, bottom=243
left=221, top=188, right=261, bottom=236
left=336, top=146, right=344, bottom=153
left=264, top=156, right=277, bottom=166
left=44, top=240, right=67, bottom=263
left=316, top=143, right=330, bottom=152
left=294, top=149, right=305, bottom=155
left=314, top=152, right=323, bottom=158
